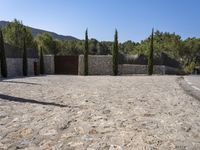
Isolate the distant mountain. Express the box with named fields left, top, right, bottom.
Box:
left=0, top=21, right=78, bottom=40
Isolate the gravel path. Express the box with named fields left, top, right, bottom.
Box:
left=0, top=75, right=200, bottom=150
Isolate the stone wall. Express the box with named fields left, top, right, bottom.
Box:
left=165, top=66, right=182, bottom=75
left=119, top=65, right=166, bottom=75
left=120, top=53, right=181, bottom=68
left=79, top=55, right=181, bottom=75
left=44, top=55, right=55, bottom=74
left=0, top=55, right=181, bottom=77
left=0, top=55, right=54, bottom=77
left=79, top=55, right=113, bottom=75
left=1, top=58, right=38, bottom=77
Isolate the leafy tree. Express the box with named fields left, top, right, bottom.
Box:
left=3, top=19, right=34, bottom=48
left=113, top=29, right=119, bottom=76
left=35, top=32, right=58, bottom=55
left=180, top=38, right=200, bottom=72
left=4, top=19, right=200, bottom=74
left=121, top=40, right=137, bottom=54
left=0, top=28, right=7, bottom=77
left=181, top=38, right=200, bottom=65
left=97, top=42, right=110, bottom=55
left=56, top=40, right=84, bottom=56
left=90, top=38, right=98, bottom=54
left=153, top=31, right=182, bottom=58
left=184, top=61, right=196, bottom=73
left=66, top=40, right=80, bottom=55
left=148, top=28, right=154, bottom=75
left=76, top=40, right=84, bottom=54
left=134, top=31, right=182, bottom=58
left=40, top=48, right=45, bottom=74
left=103, top=41, right=113, bottom=54
left=22, top=31, right=28, bottom=76
left=84, top=29, right=89, bottom=75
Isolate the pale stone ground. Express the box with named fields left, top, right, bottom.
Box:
left=0, top=75, right=200, bottom=150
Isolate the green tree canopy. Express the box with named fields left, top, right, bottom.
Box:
left=181, top=38, right=200, bottom=66
left=56, top=40, right=83, bottom=55
left=35, top=32, right=59, bottom=55
left=3, top=19, right=34, bottom=48
left=135, top=31, right=182, bottom=58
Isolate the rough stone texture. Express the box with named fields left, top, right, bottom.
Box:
left=120, top=53, right=181, bottom=68
left=119, top=53, right=148, bottom=65
left=0, top=55, right=54, bottom=77
left=0, top=58, right=38, bottom=77
left=159, top=53, right=181, bottom=68
left=0, top=75, right=200, bottom=149
left=165, top=66, right=182, bottom=75
left=79, top=55, right=180, bottom=75
left=119, top=65, right=166, bottom=75
left=44, top=55, right=55, bottom=74
left=79, top=55, right=113, bottom=75
left=153, top=65, right=166, bottom=75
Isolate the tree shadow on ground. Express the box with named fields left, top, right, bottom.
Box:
left=0, top=94, right=67, bottom=107
left=0, top=80, right=41, bottom=85
left=0, top=75, right=49, bottom=85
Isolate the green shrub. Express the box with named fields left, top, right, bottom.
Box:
left=184, top=62, right=196, bottom=73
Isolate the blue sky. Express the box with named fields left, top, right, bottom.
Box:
left=0, top=0, right=200, bottom=42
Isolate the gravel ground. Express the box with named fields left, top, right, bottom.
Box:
left=0, top=75, right=200, bottom=150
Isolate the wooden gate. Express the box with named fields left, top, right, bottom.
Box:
left=54, top=56, right=79, bottom=75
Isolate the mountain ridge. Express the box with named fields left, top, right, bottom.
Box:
left=0, top=21, right=78, bottom=41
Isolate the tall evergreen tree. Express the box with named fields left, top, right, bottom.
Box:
left=84, top=29, right=89, bottom=75
left=22, top=31, right=28, bottom=76
left=0, top=28, right=7, bottom=78
left=148, top=28, right=154, bottom=75
left=112, top=29, right=119, bottom=76
left=40, top=47, right=44, bottom=74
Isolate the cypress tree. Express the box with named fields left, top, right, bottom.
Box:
left=84, top=29, right=89, bottom=75
left=112, top=29, right=119, bottom=76
left=22, top=34, right=28, bottom=76
left=148, top=28, right=154, bottom=75
left=40, top=48, right=44, bottom=74
left=0, top=28, right=7, bottom=78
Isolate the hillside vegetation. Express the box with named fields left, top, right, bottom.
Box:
left=1, top=19, right=200, bottom=73
left=0, top=20, right=77, bottom=40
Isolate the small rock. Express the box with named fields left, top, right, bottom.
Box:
left=103, top=110, right=111, bottom=114
left=70, top=142, right=83, bottom=147
left=20, top=128, right=33, bottom=137
left=39, top=139, right=52, bottom=149
left=143, top=113, right=155, bottom=117
left=109, top=145, right=123, bottom=150
left=74, top=127, right=85, bottom=135
left=59, top=121, right=72, bottom=130
left=89, top=129, right=98, bottom=135
left=0, top=112, right=7, bottom=119
left=82, top=135, right=93, bottom=141
left=39, top=128, right=57, bottom=136
left=12, top=118, right=19, bottom=122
